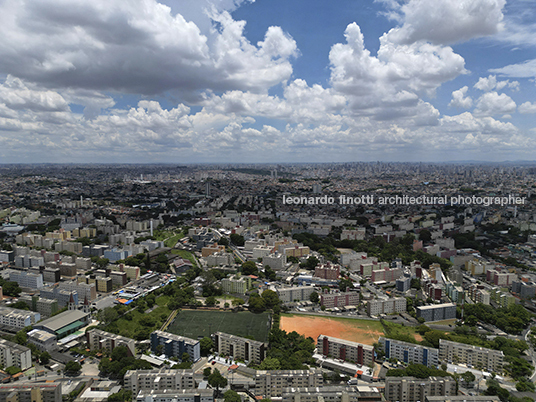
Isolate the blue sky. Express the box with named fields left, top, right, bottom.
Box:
left=0, top=0, right=535, bottom=164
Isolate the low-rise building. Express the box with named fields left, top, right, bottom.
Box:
left=27, top=329, right=58, bottom=352
left=33, top=309, right=89, bottom=339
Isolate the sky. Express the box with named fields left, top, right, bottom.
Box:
left=0, top=0, right=536, bottom=164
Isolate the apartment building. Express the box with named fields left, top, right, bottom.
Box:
left=110, top=271, right=128, bottom=287
left=396, top=275, right=411, bottom=292
left=3, top=269, right=44, bottom=289
left=19, top=295, right=59, bottom=317
left=511, top=280, right=536, bottom=299
left=416, top=303, right=456, bottom=322
left=96, top=276, right=113, bottom=293
left=0, top=383, right=62, bottom=402
left=283, top=245, right=310, bottom=258
left=371, top=267, right=403, bottom=283
left=487, top=269, right=517, bottom=287
left=275, top=286, right=316, bottom=303
left=385, top=376, right=456, bottom=402
left=468, top=285, right=491, bottom=305
left=0, top=339, right=32, bottom=370
left=221, top=274, right=252, bottom=295
left=255, top=369, right=323, bottom=399
left=314, top=263, right=340, bottom=280
left=281, top=386, right=382, bottom=402
left=135, top=389, right=214, bottom=402
left=340, top=229, right=366, bottom=241
left=124, top=369, right=195, bottom=394
left=379, top=337, right=439, bottom=368
left=439, top=339, right=504, bottom=373
left=320, top=292, right=360, bottom=308
left=317, top=335, right=374, bottom=366
left=367, top=298, right=406, bottom=317
left=110, top=264, right=140, bottom=281
left=201, top=243, right=225, bottom=257
left=150, top=331, right=200, bottom=362
left=0, top=307, right=40, bottom=330
left=87, top=329, right=136, bottom=356
left=213, top=332, right=266, bottom=364
left=263, top=253, right=287, bottom=271
left=206, top=252, right=235, bottom=267
left=40, top=286, right=79, bottom=307
left=445, top=281, right=465, bottom=304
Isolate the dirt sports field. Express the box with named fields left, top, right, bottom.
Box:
left=281, top=314, right=384, bottom=345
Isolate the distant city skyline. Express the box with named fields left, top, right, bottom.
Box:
left=0, top=0, right=535, bottom=164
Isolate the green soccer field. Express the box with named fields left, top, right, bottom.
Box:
left=166, top=310, right=272, bottom=342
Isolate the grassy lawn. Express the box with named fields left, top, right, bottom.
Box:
left=171, top=249, right=197, bottom=266
left=167, top=310, right=272, bottom=342
left=104, top=298, right=173, bottom=339
left=164, top=233, right=184, bottom=248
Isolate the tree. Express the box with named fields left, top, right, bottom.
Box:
left=241, top=261, right=258, bottom=276
left=205, top=296, right=217, bottom=306
left=248, top=294, right=266, bottom=313
left=208, top=369, right=228, bottom=397
left=203, top=367, right=212, bottom=377
left=108, top=389, right=133, bottom=402
left=40, top=351, right=51, bottom=365
left=11, top=301, right=29, bottom=310
left=223, top=390, right=241, bottom=402
left=261, top=289, right=280, bottom=309
left=14, top=330, right=27, bottom=346
left=461, top=371, right=476, bottom=384
left=309, top=291, right=319, bottom=304
left=200, top=337, right=214, bottom=356
left=5, top=366, right=21, bottom=375
left=419, top=229, right=432, bottom=243
left=65, top=361, right=81, bottom=374
left=182, top=352, right=191, bottom=362
left=1, top=281, right=21, bottom=297
left=230, top=234, right=245, bottom=246
left=96, top=257, right=110, bottom=269
left=259, top=357, right=281, bottom=370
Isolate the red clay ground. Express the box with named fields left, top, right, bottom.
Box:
left=281, top=315, right=384, bottom=346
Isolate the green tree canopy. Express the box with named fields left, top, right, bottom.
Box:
left=208, top=369, right=228, bottom=397
left=223, top=390, right=241, bottom=402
